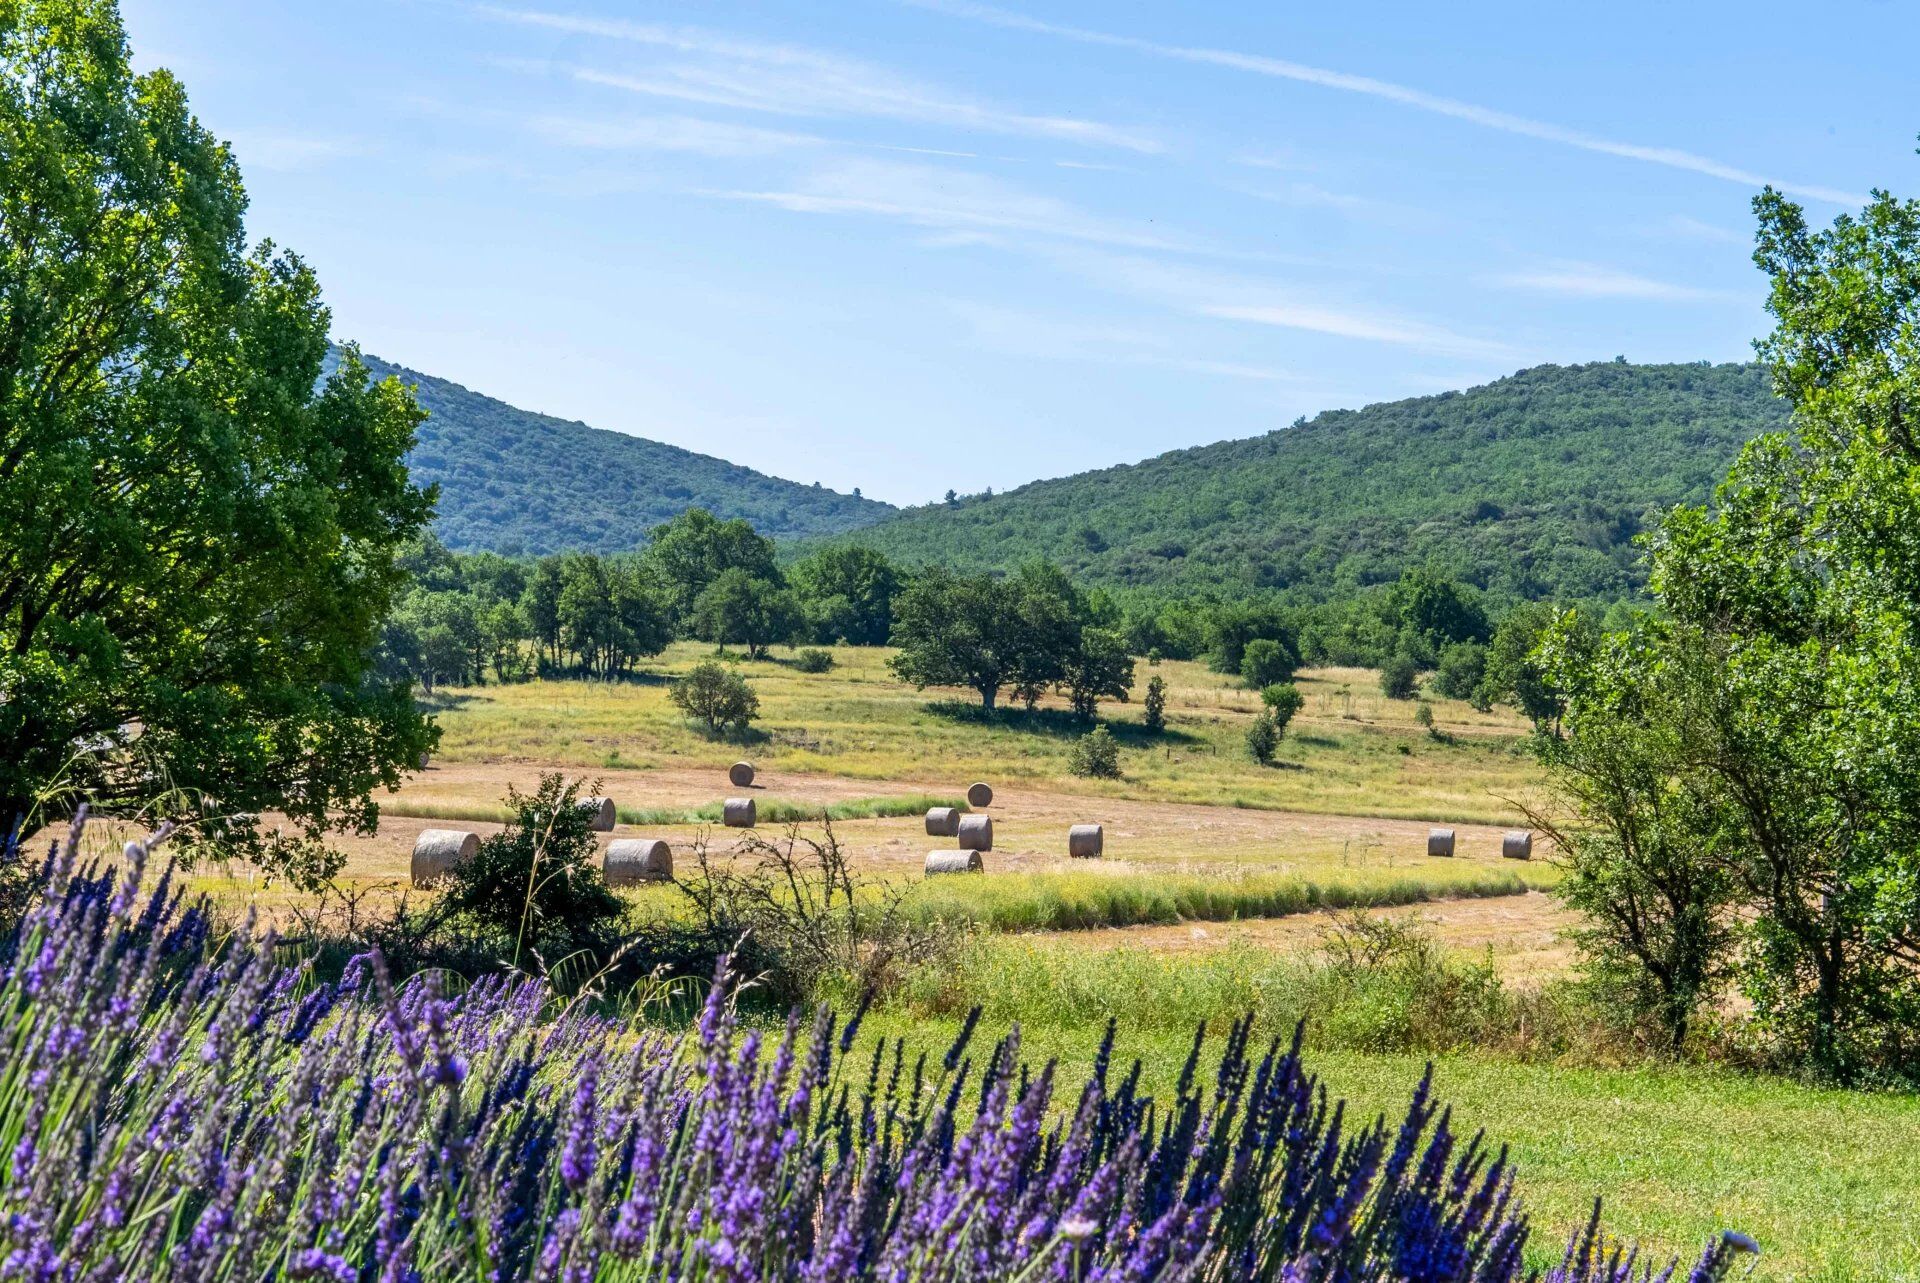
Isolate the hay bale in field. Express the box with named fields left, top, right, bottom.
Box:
left=1068, top=824, right=1104, bottom=858
left=957, top=814, right=993, bottom=852
left=723, top=798, right=756, bottom=828
left=416, top=753, right=430, bottom=771
left=1427, top=828, right=1455, bottom=858
left=581, top=796, right=617, bottom=832
left=412, top=829, right=479, bottom=885
left=925, top=849, right=983, bottom=876
left=729, top=761, right=755, bottom=788
left=1501, top=830, right=1533, bottom=860
left=966, top=781, right=994, bottom=808
left=925, top=806, right=961, bottom=837
left=605, top=838, right=673, bottom=884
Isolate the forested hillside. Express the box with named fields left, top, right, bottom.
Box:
left=841, top=361, right=1787, bottom=601
left=336, top=351, right=894, bottom=553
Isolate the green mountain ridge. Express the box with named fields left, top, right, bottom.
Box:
left=835, top=360, right=1788, bottom=601
left=334, top=350, right=895, bottom=554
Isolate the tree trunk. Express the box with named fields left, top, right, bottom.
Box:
left=980, top=685, right=997, bottom=712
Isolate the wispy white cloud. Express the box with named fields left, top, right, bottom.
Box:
left=223, top=129, right=378, bottom=172
left=908, top=0, right=1868, bottom=206
left=1057, top=251, right=1518, bottom=360
left=528, top=114, right=826, bottom=157
left=700, top=158, right=1192, bottom=252
left=475, top=4, right=1163, bottom=153
left=949, top=299, right=1302, bottom=382
left=1491, top=261, right=1733, bottom=301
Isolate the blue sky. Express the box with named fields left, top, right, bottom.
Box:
left=122, top=1, right=1913, bottom=506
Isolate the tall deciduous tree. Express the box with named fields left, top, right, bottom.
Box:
left=1546, top=186, right=1920, bottom=1078
left=0, top=1, right=434, bottom=885
left=642, top=508, right=777, bottom=626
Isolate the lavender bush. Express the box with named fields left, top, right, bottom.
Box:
left=0, top=816, right=1753, bottom=1281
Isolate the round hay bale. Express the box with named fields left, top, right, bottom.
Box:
left=729, top=761, right=755, bottom=788
left=925, top=849, right=983, bottom=876
left=723, top=798, right=756, bottom=828
left=605, top=838, right=673, bottom=885
left=416, top=753, right=431, bottom=771
left=1427, top=828, right=1456, bottom=858
left=412, top=829, right=479, bottom=886
left=924, top=806, right=961, bottom=837
left=966, top=781, right=994, bottom=808
left=1068, top=824, right=1104, bottom=858
left=957, top=814, right=993, bottom=852
left=582, top=796, right=617, bottom=832
left=1501, top=830, right=1534, bottom=860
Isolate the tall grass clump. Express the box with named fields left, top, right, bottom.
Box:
left=901, top=866, right=1532, bottom=933
left=0, top=814, right=1753, bottom=1280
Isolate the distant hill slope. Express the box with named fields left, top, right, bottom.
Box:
left=842, top=361, right=1787, bottom=601
left=338, top=351, right=894, bottom=554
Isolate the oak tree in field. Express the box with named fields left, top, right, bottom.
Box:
left=0, top=0, right=433, bottom=884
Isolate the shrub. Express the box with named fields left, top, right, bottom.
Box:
left=1247, top=710, right=1279, bottom=765
left=1142, top=674, right=1168, bottom=732
left=1259, top=681, right=1305, bottom=735
left=1068, top=725, right=1122, bottom=778
left=1415, top=701, right=1436, bottom=733
left=1432, top=640, right=1488, bottom=701
left=440, top=773, right=626, bottom=962
left=1379, top=651, right=1420, bottom=699
left=793, top=647, right=835, bottom=673
left=670, top=659, right=760, bottom=733
left=1240, top=636, right=1298, bottom=688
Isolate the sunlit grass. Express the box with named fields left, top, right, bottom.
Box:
left=853, top=1013, right=1920, bottom=1282
left=420, top=644, right=1544, bottom=825
left=892, top=864, right=1532, bottom=932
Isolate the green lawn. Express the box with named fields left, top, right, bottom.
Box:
left=856, top=1012, right=1920, bottom=1282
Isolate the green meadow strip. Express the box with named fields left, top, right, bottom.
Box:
left=897, top=866, right=1531, bottom=933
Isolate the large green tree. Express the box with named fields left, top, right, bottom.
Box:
left=0, top=1, right=434, bottom=884
left=642, top=507, right=777, bottom=625
left=1546, top=185, right=1920, bottom=1078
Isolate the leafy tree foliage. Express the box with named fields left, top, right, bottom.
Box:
left=1378, top=653, right=1420, bottom=700
left=1531, top=627, right=1738, bottom=1052
left=843, top=361, right=1785, bottom=600
left=1240, top=638, right=1298, bottom=689
left=790, top=545, right=899, bottom=646
left=0, top=5, right=433, bottom=882
left=1388, top=567, right=1490, bottom=659
left=1477, top=601, right=1584, bottom=731
left=889, top=561, right=1133, bottom=718
left=1204, top=602, right=1298, bottom=678
left=1142, top=675, right=1168, bottom=733
left=1260, top=682, right=1305, bottom=736
left=1543, top=186, right=1920, bottom=1080
left=669, top=661, right=759, bottom=736
left=1067, top=726, right=1121, bottom=778
left=1064, top=626, right=1135, bottom=722
left=1430, top=642, right=1488, bottom=704
left=643, top=508, right=779, bottom=626
left=348, top=351, right=891, bottom=554
left=691, top=568, right=802, bottom=659
left=1246, top=711, right=1280, bottom=766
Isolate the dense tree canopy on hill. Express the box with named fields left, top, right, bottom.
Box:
left=836, top=361, right=1788, bottom=601
left=330, top=351, right=894, bottom=553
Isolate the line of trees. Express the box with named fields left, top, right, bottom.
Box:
left=379, top=509, right=1565, bottom=730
